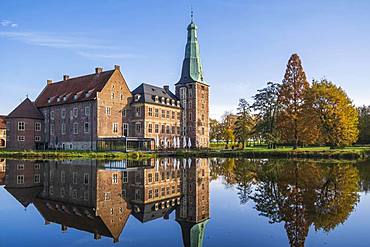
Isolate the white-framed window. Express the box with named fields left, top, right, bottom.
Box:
left=17, top=136, right=25, bottom=142
left=35, top=122, right=41, bottom=131
left=155, top=124, right=159, bottom=133
left=85, top=106, right=90, bottom=116
left=35, top=136, right=41, bottom=142
left=60, top=188, right=65, bottom=198
left=148, top=123, right=153, bottom=133
left=123, top=171, right=128, bottom=183
left=135, top=107, right=141, bottom=117
left=49, top=186, right=54, bottom=195
left=148, top=189, right=153, bottom=199
left=123, top=123, right=128, bottom=136
left=61, top=109, right=66, bottom=119
left=50, top=124, right=54, bottom=136
left=61, top=123, right=66, bottom=135
left=148, top=107, right=153, bottom=116
left=155, top=108, right=159, bottom=118
left=84, top=173, right=89, bottom=185
left=106, top=107, right=111, bottom=116
left=73, top=108, right=78, bottom=118
left=84, top=122, right=89, bottom=133
left=104, top=192, right=111, bottom=201
left=111, top=92, right=115, bottom=100
left=123, top=109, right=127, bottom=117
left=73, top=123, right=78, bottom=134
left=17, top=164, right=24, bottom=170
left=50, top=111, right=55, bottom=120
left=34, top=174, right=40, bottom=183
left=112, top=173, right=118, bottom=184
left=17, top=175, right=24, bottom=184
left=135, top=123, right=141, bottom=134
left=113, top=123, right=118, bottom=134
left=166, top=110, right=170, bottom=118
left=34, top=164, right=40, bottom=170
left=18, top=122, right=25, bottom=131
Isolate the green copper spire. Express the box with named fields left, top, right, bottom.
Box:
left=177, top=220, right=209, bottom=247
left=178, top=15, right=204, bottom=84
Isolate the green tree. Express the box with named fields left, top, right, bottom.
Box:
left=234, top=99, right=253, bottom=148
left=357, top=106, right=370, bottom=144
left=310, top=79, right=359, bottom=147
left=210, top=118, right=223, bottom=142
left=277, top=54, right=317, bottom=149
left=221, top=112, right=237, bottom=148
left=252, top=82, right=281, bottom=148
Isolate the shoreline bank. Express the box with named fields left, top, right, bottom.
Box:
left=1, top=147, right=370, bottom=160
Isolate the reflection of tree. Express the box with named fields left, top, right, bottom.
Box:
left=250, top=161, right=360, bottom=247
left=234, top=160, right=256, bottom=204
left=210, top=158, right=257, bottom=203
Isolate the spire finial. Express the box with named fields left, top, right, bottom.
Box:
left=190, top=5, right=194, bottom=22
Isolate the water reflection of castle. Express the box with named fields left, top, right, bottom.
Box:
left=2, top=158, right=210, bottom=246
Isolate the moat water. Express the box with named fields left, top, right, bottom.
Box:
left=1, top=158, right=370, bottom=247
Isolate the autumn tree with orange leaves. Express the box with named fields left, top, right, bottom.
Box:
left=277, top=54, right=319, bottom=149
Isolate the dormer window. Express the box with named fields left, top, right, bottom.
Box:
left=177, top=101, right=180, bottom=107
left=171, top=99, right=175, bottom=106
left=48, top=98, right=51, bottom=104
left=74, top=94, right=78, bottom=100
left=57, top=97, right=61, bottom=103
left=63, top=96, right=67, bottom=101
left=134, top=94, right=141, bottom=102
left=166, top=98, right=170, bottom=105
left=161, top=97, right=165, bottom=104
left=155, top=96, right=159, bottom=103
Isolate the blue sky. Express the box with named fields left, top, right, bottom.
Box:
left=1, top=0, right=370, bottom=119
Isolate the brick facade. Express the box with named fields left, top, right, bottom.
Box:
left=0, top=116, right=6, bottom=148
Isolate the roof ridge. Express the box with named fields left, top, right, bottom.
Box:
left=51, top=69, right=115, bottom=85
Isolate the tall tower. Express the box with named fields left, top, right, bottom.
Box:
left=175, top=15, right=209, bottom=148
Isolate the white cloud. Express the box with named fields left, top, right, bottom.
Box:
left=0, top=20, right=18, bottom=28
left=0, top=31, right=141, bottom=60
left=0, top=31, right=107, bottom=49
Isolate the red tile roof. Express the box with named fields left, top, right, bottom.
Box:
left=7, top=98, right=44, bottom=119
left=0, top=115, right=6, bottom=129
left=35, top=70, right=115, bottom=108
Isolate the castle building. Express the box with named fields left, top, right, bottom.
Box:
left=5, top=18, right=209, bottom=151
left=0, top=116, right=6, bottom=148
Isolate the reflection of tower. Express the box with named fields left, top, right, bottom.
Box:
left=176, top=158, right=210, bottom=247
left=4, top=160, right=44, bottom=207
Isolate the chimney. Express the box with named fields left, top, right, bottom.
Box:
left=94, top=233, right=101, bottom=240
left=114, top=65, right=120, bottom=70
left=163, top=85, right=170, bottom=93
left=95, top=67, right=103, bottom=74
left=63, top=75, right=69, bottom=81
left=47, top=80, right=53, bottom=85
